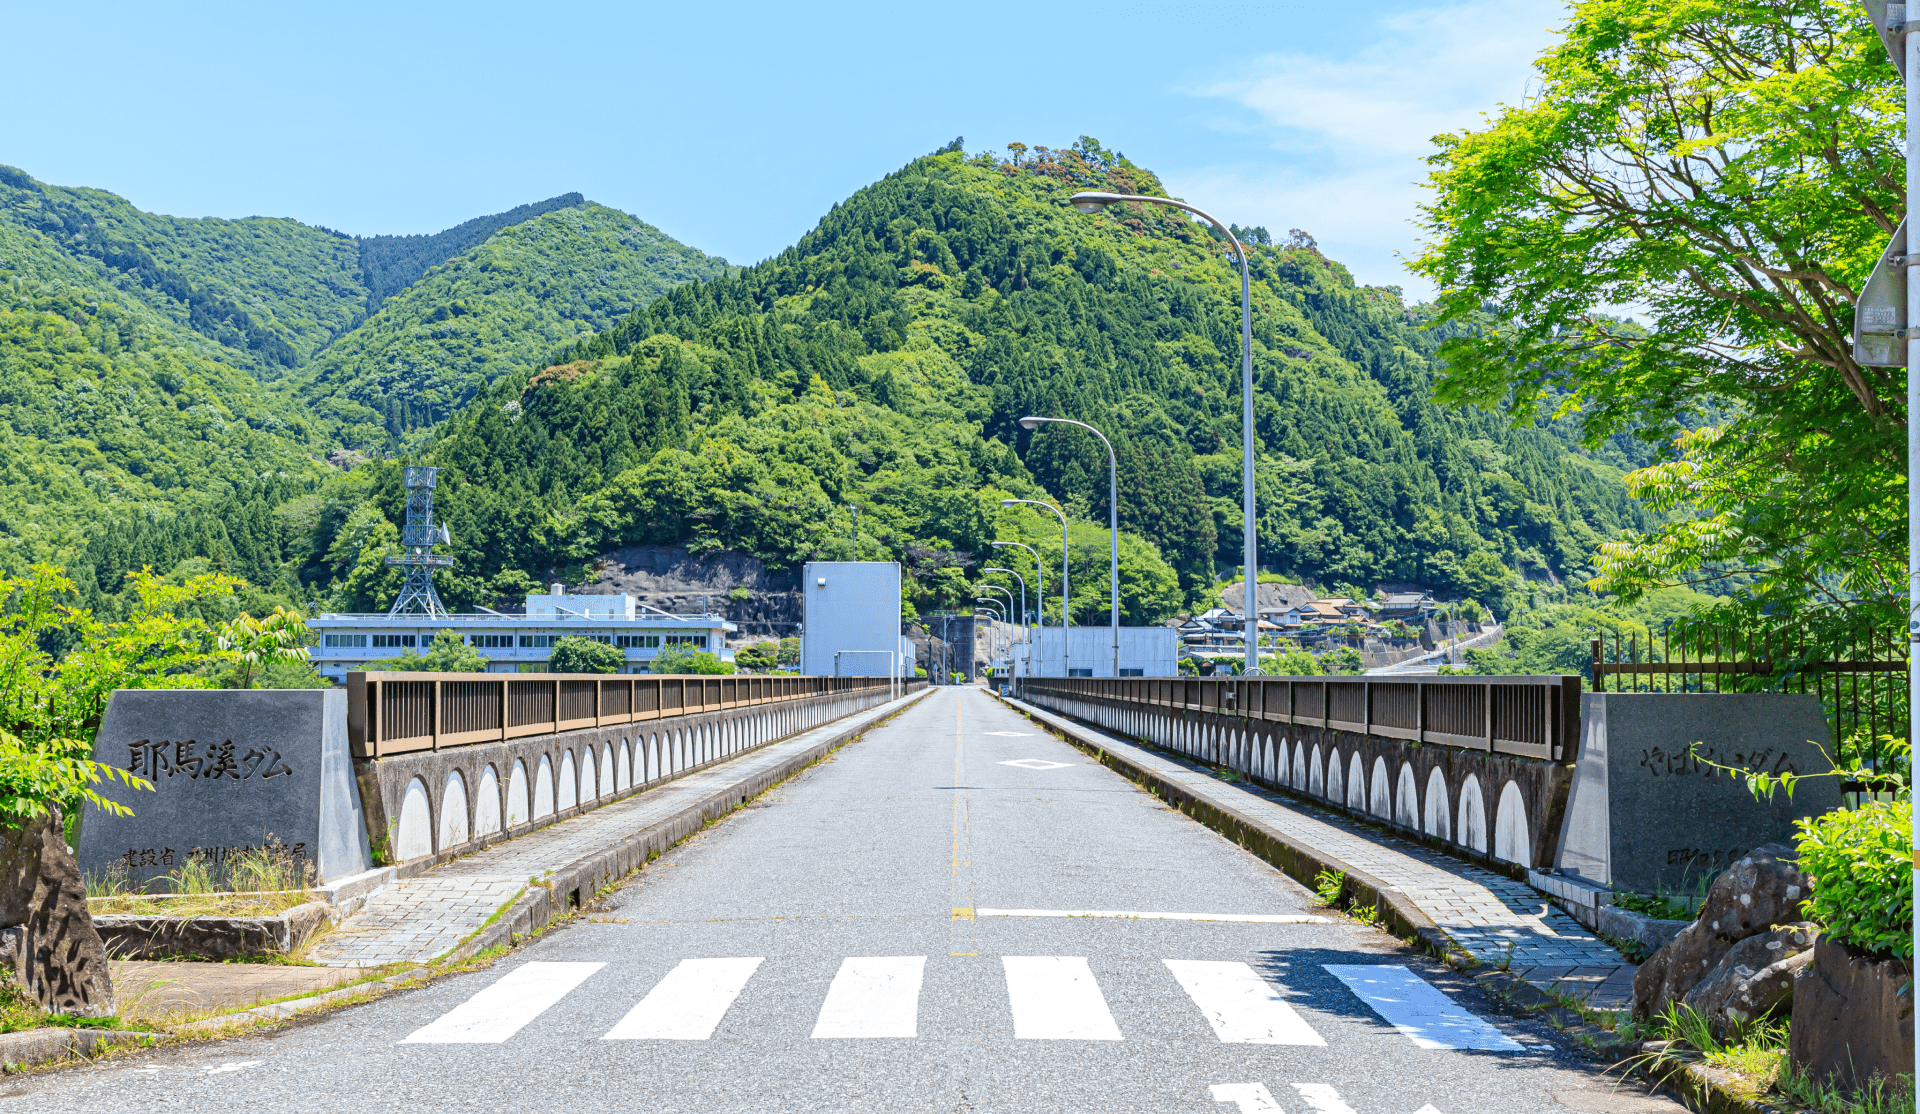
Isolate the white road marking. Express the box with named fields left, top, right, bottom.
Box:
left=978, top=908, right=1330, bottom=924
left=402, top=962, right=605, bottom=1044
left=811, top=956, right=925, bottom=1038
left=982, top=731, right=1032, bottom=736
left=999, top=758, right=1071, bottom=769
left=1292, top=1083, right=1359, bottom=1113
left=202, top=1061, right=261, bottom=1075
left=1321, top=964, right=1524, bottom=1051
left=603, top=957, right=764, bottom=1040
left=1210, top=1082, right=1286, bottom=1112
left=1001, top=956, right=1123, bottom=1040
left=1411, top=1106, right=1445, bottom=1114
left=1164, top=960, right=1326, bottom=1045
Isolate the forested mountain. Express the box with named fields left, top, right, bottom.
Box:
left=0, top=165, right=726, bottom=594
left=1, top=145, right=1649, bottom=625
left=294, top=203, right=733, bottom=443
left=402, top=139, right=1646, bottom=617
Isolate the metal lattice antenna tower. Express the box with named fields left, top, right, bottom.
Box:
left=386, top=466, right=453, bottom=617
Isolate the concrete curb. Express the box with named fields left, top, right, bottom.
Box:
left=169, top=966, right=434, bottom=1035
left=0, top=1027, right=161, bottom=1072
left=1001, top=695, right=1474, bottom=969
left=441, top=686, right=936, bottom=963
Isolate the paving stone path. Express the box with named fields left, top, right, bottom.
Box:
left=1011, top=698, right=1637, bottom=1011
left=310, top=696, right=918, bottom=968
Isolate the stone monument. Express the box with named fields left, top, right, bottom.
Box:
left=1555, top=693, right=1842, bottom=895
left=78, top=689, right=372, bottom=890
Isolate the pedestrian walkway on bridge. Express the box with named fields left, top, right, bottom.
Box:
left=1007, top=695, right=1636, bottom=1011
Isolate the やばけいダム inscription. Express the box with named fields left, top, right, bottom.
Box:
left=125, top=739, right=292, bottom=781
left=1638, top=745, right=1798, bottom=779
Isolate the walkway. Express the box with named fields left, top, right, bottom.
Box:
left=1009, top=695, right=1636, bottom=1010
left=309, top=691, right=926, bottom=967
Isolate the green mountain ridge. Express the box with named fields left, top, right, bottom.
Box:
left=0, top=145, right=1650, bottom=629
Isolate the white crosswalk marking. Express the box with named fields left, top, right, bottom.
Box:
left=1001, top=956, right=1123, bottom=1040
left=1165, top=960, right=1326, bottom=1045
left=402, top=961, right=604, bottom=1044
left=1291, top=1082, right=1359, bottom=1113
left=603, top=957, right=764, bottom=1040
left=811, top=956, right=925, bottom=1038
left=1209, top=1082, right=1286, bottom=1112
left=1321, top=965, right=1523, bottom=1051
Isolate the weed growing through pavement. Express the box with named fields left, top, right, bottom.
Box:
left=1312, top=869, right=1345, bottom=907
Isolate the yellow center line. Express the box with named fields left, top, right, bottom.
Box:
left=950, top=691, right=978, bottom=952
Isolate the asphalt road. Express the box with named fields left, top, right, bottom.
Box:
left=8, top=687, right=1683, bottom=1113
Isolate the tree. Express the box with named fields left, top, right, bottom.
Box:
left=1412, top=0, right=1902, bottom=636
left=1261, top=648, right=1321, bottom=676
left=548, top=636, right=624, bottom=674
left=0, top=565, right=296, bottom=823
left=648, top=644, right=735, bottom=675
left=217, top=607, right=313, bottom=689
left=370, top=630, right=489, bottom=672
left=734, top=642, right=779, bottom=671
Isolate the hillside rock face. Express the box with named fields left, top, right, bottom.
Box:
left=586, top=545, right=801, bottom=641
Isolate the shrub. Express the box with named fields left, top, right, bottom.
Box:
left=1795, top=801, right=1911, bottom=959
left=548, top=636, right=624, bottom=674
left=369, top=629, right=488, bottom=673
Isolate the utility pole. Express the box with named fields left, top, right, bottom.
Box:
left=1853, top=1, right=1915, bottom=1064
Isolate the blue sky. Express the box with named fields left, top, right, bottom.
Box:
left=3, top=0, right=1565, bottom=298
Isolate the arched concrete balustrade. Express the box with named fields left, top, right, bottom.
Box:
left=1423, top=766, right=1450, bottom=841
left=476, top=765, right=503, bottom=837
left=534, top=756, right=556, bottom=820
left=440, top=770, right=470, bottom=851
left=1493, top=781, right=1531, bottom=865
left=1346, top=753, right=1367, bottom=813
left=395, top=777, right=433, bottom=861
left=1457, top=773, right=1487, bottom=854
left=508, top=760, right=530, bottom=827
left=1369, top=756, right=1391, bottom=818
left=1394, top=763, right=1418, bottom=829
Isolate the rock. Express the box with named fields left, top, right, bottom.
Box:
left=1631, top=842, right=1810, bottom=1020
left=1791, top=935, right=1915, bottom=1092
left=1680, top=922, right=1817, bottom=1035
left=0, top=811, right=115, bottom=1016
left=1597, top=904, right=1689, bottom=957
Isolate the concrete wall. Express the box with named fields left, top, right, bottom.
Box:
left=1020, top=684, right=1572, bottom=871
left=801, top=562, right=904, bottom=676
left=355, top=682, right=914, bottom=870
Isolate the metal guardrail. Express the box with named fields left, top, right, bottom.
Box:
left=1020, top=674, right=1580, bottom=761
left=348, top=672, right=907, bottom=758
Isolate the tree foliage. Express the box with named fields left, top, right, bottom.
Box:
left=1412, top=0, right=1902, bottom=636
left=547, top=636, right=624, bottom=675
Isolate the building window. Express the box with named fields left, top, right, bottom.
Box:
left=519, top=635, right=556, bottom=648
left=616, top=635, right=660, bottom=648
left=323, top=634, right=368, bottom=648
left=470, top=634, right=514, bottom=648
left=665, top=635, right=707, bottom=648
left=1120, top=668, right=1144, bottom=677
left=1068, top=668, right=1093, bottom=677
left=371, top=634, right=415, bottom=648
left=516, top=663, right=544, bottom=673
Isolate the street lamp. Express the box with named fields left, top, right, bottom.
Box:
left=1069, top=190, right=1258, bottom=674
left=1020, top=416, right=1120, bottom=678
left=977, top=586, right=1016, bottom=669
left=1000, top=499, right=1071, bottom=677
left=982, top=567, right=1028, bottom=633
left=973, top=599, right=1005, bottom=671
left=989, top=543, right=1043, bottom=681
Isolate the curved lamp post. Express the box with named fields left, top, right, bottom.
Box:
left=982, top=567, right=1028, bottom=634
left=977, top=586, right=1016, bottom=669
left=1000, top=499, right=1070, bottom=677
left=1069, top=190, right=1257, bottom=674
left=989, top=543, right=1043, bottom=680
left=973, top=599, right=1005, bottom=670
left=1020, top=416, right=1120, bottom=679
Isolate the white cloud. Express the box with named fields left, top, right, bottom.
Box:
left=1168, top=0, right=1567, bottom=299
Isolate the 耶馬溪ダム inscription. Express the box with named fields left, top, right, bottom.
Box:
left=125, top=739, right=292, bottom=781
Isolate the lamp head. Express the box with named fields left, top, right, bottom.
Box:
left=1070, top=192, right=1117, bottom=215
left=1017, top=416, right=1044, bottom=431
left=999, top=499, right=1019, bottom=508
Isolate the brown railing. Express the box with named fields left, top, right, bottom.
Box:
left=1020, top=674, right=1580, bottom=760
left=348, top=673, right=905, bottom=758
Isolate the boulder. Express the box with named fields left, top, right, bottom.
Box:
left=0, top=811, right=115, bottom=1016
left=1791, top=935, right=1915, bottom=1092
left=1632, top=842, right=1810, bottom=1020
left=1679, top=922, right=1817, bottom=1036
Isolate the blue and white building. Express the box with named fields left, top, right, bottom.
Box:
left=309, top=586, right=735, bottom=682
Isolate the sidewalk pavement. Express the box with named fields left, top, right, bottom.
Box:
left=308, top=688, right=931, bottom=968
left=1006, top=695, right=1637, bottom=1012
left=111, top=962, right=365, bottom=1024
